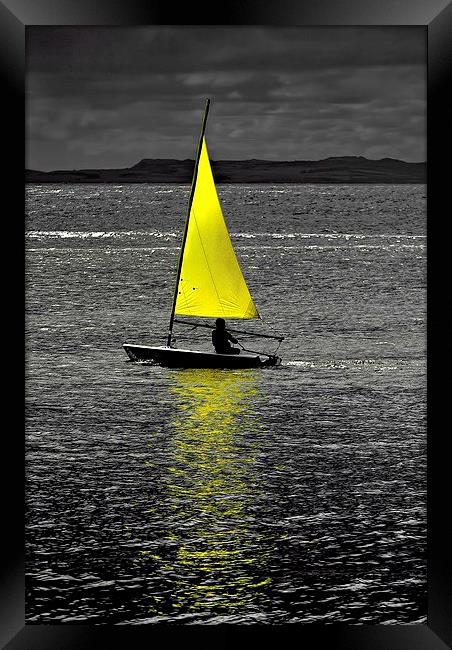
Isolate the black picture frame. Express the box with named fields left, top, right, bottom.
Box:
left=2, top=1, right=450, bottom=647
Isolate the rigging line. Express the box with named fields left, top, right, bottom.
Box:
left=273, top=338, right=283, bottom=354
left=236, top=341, right=278, bottom=359
left=185, top=323, right=201, bottom=333
left=239, top=337, right=283, bottom=356
left=173, top=319, right=284, bottom=340
left=259, top=312, right=285, bottom=339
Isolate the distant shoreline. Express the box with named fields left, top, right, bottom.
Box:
left=26, top=156, right=426, bottom=184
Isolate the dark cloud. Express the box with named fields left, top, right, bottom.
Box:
left=26, top=26, right=426, bottom=170
left=27, top=26, right=425, bottom=73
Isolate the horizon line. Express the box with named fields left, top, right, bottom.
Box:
left=27, top=155, right=427, bottom=174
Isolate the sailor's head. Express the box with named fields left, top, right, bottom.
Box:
left=215, top=318, right=226, bottom=330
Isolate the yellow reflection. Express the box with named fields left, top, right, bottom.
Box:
left=150, top=368, right=271, bottom=617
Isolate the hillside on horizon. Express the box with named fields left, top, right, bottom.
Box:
left=26, top=156, right=426, bottom=184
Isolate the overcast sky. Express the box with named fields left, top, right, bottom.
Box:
left=26, top=26, right=426, bottom=171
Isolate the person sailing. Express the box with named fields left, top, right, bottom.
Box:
left=212, top=318, right=240, bottom=355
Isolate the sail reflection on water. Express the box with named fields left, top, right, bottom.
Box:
left=146, top=368, right=272, bottom=619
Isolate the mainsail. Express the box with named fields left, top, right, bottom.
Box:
left=174, top=136, right=259, bottom=320
left=124, top=98, right=283, bottom=366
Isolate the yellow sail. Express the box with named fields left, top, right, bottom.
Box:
left=174, top=137, right=259, bottom=319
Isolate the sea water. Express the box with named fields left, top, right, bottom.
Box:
left=25, top=183, right=426, bottom=624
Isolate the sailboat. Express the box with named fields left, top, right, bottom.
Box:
left=123, top=99, right=283, bottom=368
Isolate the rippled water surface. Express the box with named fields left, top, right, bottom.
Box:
left=26, top=183, right=426, bottom=624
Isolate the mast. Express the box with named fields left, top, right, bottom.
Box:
left=166, top=98, right=210, bottom=347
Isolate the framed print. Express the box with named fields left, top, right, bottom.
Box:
left=2, top=0, right=450, bottom=647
